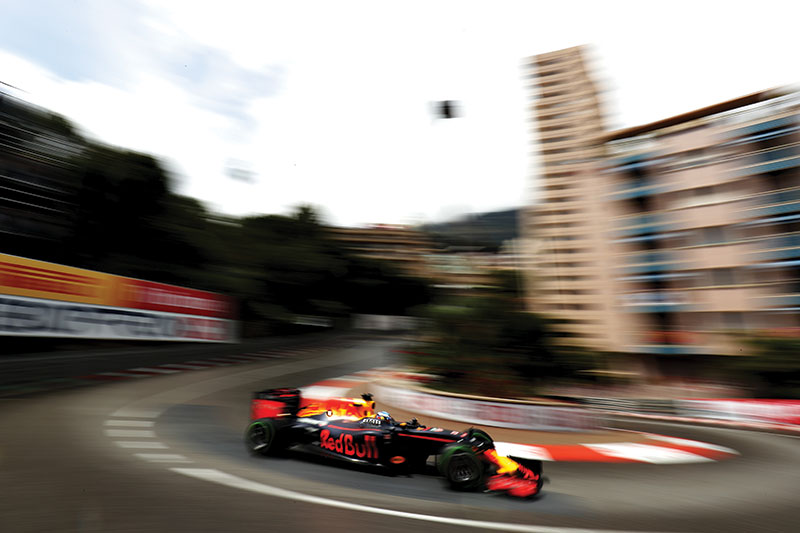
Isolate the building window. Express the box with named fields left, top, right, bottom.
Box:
left=700, top=226, right=727, bottom=245
left=711, top=268, right=736, bottom=286
left=721, top=312, right=744, bottom=330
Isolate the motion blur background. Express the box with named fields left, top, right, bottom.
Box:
left=2, top=0, right=800, bottom=402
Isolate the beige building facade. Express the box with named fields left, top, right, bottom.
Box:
left=524, top=46, right=800, bottom=372
left=521, top=46, right=620, bottom=351
left=327, top=225, right=435, bottom=279
left=605, top=90, right=800, bottom=362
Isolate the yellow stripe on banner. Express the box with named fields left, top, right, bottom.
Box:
left=0, top=253, right=120, bottom=306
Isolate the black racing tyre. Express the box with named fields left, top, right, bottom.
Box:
left=467, top=428, right=494, bottom=449
left=439, top=444, right=485, bottom=491
left=245, top=419, right=280, bottom=456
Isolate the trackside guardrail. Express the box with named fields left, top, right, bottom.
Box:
left=373, top=382, right=602, bottom=432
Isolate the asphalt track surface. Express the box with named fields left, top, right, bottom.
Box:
left=1, top=335, right=799, bottom=533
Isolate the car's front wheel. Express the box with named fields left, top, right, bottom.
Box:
left=439, top=444, right=485, bottom=491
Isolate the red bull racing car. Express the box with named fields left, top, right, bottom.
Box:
left=245, top=388, right=543, bottom=498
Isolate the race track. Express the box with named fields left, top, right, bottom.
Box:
left=1, top=335, right=798, bottom=533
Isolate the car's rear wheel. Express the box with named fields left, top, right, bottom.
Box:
left=245, top=419, right=278, bottom=456
left=439, top=444, right=485, bottom=491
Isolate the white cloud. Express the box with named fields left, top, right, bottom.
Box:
left=5, top=1, right=800, bottom=226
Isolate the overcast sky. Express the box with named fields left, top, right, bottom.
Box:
left=2, top=1, right=799, bottom=226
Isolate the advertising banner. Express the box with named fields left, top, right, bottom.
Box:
left=679, top=399, right=800, bottom=426
left=0, top=253, right=114, bottom=306
left=0, top=254, right=237, bottom=342
left=0, top=294, right=236, bottom=342
left=115, top=278, right=233, bottom=319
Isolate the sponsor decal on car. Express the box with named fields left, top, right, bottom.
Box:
left=319, top=430, right=379, bottom=459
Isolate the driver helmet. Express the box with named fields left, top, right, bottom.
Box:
left=376, top=410, right=393, bottom=422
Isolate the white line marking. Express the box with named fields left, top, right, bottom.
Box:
left=159, top=364, right=209, bottom=370
left=104, top=420, right=155, bottom=427
left=584, top=443, right=712, bottom=464
left=645, top=434, right=739, bottom=455
left=135, top=453, right=192, bottom=463
left=170, top=468, right=668, bottom=533
left=111, top=408, right=162, bottom=418
left=115, top=441, right=168, bottom=449
left=130, top=367, right=180, bottom=374
left=104, top=429, right=156, bottom=438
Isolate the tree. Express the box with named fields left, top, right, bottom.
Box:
left=728, top=336, right=800, bottom=398
left=4, top=93, right=435, bottom=339
left=70, top=145, right=171, bottom=275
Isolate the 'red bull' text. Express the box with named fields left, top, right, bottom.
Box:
left=319, top=430, right=379, bottom=459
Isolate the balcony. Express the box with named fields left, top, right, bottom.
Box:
left=621, top=250, right=684, bottom=275
left=720, top=114, right=798, bottom=141
left=606, top=152, right=657, bottom=169
left=611, top=181, right=669, bottom=201
left=613, top=232, right=683, bottom=246
left=615, top=213, right=676, bottom=238
left=749, top=234, right=800, bottom=261
left=744, top=188, right=800, bottom=218
left=731, top=144, right=800, bottom=179
left=620, top=290, right=690, bottom=313
left=541, top=149, right=596, bottom=166
left=753, top=293, right=800, bottom=313
left=534, top=68, right=583, bottom=86
left=537, top=122, right=599, bottom=140
left=622, top=261, right=684, bottom=275
left=753, top=293, right=800, bottom=310
left=617, top=271, right=697, bottom=283
left=748, top=200, right=800, bottom=218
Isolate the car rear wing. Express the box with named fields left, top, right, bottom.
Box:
left=251, top=388, right=302, bottom=420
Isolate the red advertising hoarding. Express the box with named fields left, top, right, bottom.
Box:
left=117, top=278, right=233, bottom=319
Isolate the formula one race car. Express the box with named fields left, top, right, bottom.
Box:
left=244, top=388, right=543, bottom=498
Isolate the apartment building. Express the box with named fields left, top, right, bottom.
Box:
left=521, top=46, right=620, bottom=350
left=327, top=224, right=435, bottom=279
left=606, top=89, right=800, bottom=364
left=523, top=45, right=800, bottom=374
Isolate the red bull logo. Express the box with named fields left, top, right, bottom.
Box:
left=319, top=430, right=379, bottom=459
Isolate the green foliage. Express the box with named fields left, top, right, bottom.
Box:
left=2, top=99, right=433, bottom=337
left=70, top=144, right=172, bottom=276
left=408, top=274, right=595, bottom=397
left=726, top=336, right=800, bottom=398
